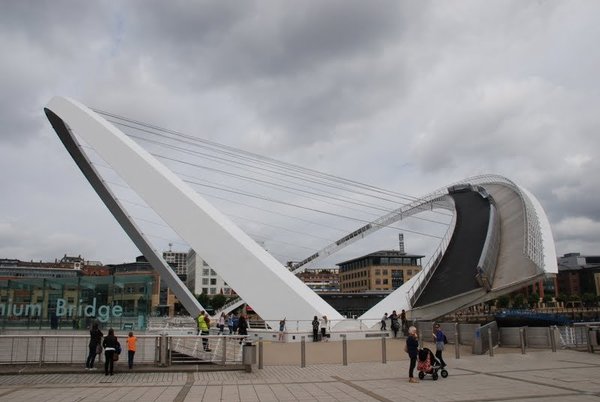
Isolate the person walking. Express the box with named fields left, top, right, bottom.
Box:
left=406, top=326, right=419, bottom=383
left=127, top=331, right=137, bottom=369
left=238, top=314, right=248, bottom=336
left=227, top=314, right=234, bottom=334
left=381, top=313, right=388, bottom=331
left=278, top=318, right=286, bottom=342
left=232, top=313, right=239, bottom=334
left=390, top=310, right=399, bottom=338
left=85, top=322, right=103, bottom=370
left=218, top=312, right=226, bottom=335
left=400, top=309, right=407, bottom=335
left=198, top=311, right=210, bottom=351
left=102, top=328, right=120, bottom=376
left=312, top=316, right=320, bottom=342
left=432, top=323, right=447, bottom=368
left=320, top=316, right=328, bottom=342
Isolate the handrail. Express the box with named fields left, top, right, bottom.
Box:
left=476, top=201, right=500, bottom=291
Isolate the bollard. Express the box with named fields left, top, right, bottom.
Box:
left=454, top=322, right=460, bottom=359
left=300, top=336, right=306, bottom=368
left=488, top=327, right=494, bottom=357
left=549, top=326, right=557, bottom=352
left=519, top=328, right=526, bottom=354
left=341, top=334, right=348, bottom=366
left=159, top=334, right=168, bottom=366
left=242, top=342, right=255, bottom=373
left=258, top=337, right=264, bottom=369
left=39, top=336, right=45, bottom=367
left=381, top=335, right=387, bottom=364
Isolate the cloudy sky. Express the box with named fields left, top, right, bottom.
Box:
left=1, top=1, right=599, bottom=267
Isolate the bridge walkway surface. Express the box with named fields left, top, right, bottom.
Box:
left=414, top=190, right=490, bottom=308
left=0, top=348, right=599, bottom=401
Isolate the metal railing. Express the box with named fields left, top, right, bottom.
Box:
left=0, top=334, right=160, bottom=366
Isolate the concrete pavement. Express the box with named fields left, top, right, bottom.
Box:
left=0, top=348, right=599, bottom=401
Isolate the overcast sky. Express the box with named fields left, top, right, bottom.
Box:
left=1, top=1, right=599, bottom=266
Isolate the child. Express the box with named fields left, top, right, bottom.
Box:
left=127, top=331, right=137, bottom=369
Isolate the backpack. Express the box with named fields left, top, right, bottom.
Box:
left=443, top=333, right=448, bottom=344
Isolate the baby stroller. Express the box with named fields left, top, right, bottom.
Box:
left=417, top=348, right=448, bottom=380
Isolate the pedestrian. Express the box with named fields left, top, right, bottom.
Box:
left=102, top=328, right=120, bottom=376
left=232, top=313, right=239, bottom=333
left=381, top=312, right=388, bottom=331
left=196, top=313, right=202, bottom=335
left=238, top=314, right=248, bottom=336
left=127, top=331, right=137, bottom=369
left=278, top=318, right=286, bottom=342
left=432, top=323, right=447, bottom=368
left=198, top=311, right=211, bottom=351
left=320, top=315, right=328, bottom=342
left=227, top=313, right=234, bottom=334
left=390, top=310, right=399, bottom=338
left=406, top=326, right=419, bottom=383
left=400, top=309, right=407, bottom=335
left=218, top=312, right=226, bottom=335
left=312, top=315, right=320, bottom=342
left=85, top=322, right=103, bottom=370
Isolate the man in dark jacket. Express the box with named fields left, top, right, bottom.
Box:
left=86, top=323, right=103, bottom=369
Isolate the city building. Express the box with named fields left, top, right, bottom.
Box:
left=338, top=250, right=423, bottom=293
left=296, top=268, right=340, bottom=292
left=186, top=249, right=232, bottom=296
left=0, top=257, right=155, bottom=330
left=556, top=252, right=600, bottom=296
left=163, top=248, right=188, bottom=281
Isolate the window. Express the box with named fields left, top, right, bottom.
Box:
left=210, top=278, right=217, bottom=285
left=202, top=278, right=209, bottom=285
left=382, top=269, right=388, bottom=275
left=209, top=288, right=216, bottom=295
left=383, top=279, right=388, bottom=285
left=375, top=269, right=381, bottom=275
left=202, top=269, right=209, bottom=276
left=210, top=269, right=216, bottom=276
left=375, top=279, right=381, bottom=285
left=407, top=270, right=412, bottom=276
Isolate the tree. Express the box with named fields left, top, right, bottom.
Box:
left=211, top=294, right=227, bottom=310
left=196, top=293, right=210, bottom=310
left=581, top=293, right=596, bottom=308
left=496, top=295, right=510, bottom=309
left=512, top=293, right=526, bottom=309
left=527, top=292, right=540, bottom=307
left=556, top=293, right=568, bottom=304
left=542, top=294, right=553, bottom=304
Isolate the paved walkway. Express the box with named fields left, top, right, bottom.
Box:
left=0, top=349, right=599, bottom=401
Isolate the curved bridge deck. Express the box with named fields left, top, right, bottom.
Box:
left=413, top=190, right=490, bottom=307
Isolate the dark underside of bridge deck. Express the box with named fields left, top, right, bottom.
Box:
left=413, top=190, right=490, bottom=308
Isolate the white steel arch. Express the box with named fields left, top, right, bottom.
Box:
left=45, top=96, right=343, bottom=327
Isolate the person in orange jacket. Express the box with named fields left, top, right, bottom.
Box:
left=127, top=331, right=137, bottom=369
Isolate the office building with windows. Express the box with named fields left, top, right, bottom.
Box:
left=338, top=250, right=423, bottom=293
left=186, top=249, right=232, bottom=296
